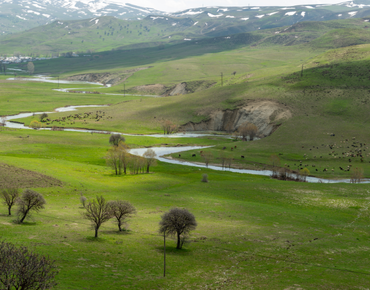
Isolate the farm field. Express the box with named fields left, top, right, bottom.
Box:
left=2, top=18, right=370, bottom=289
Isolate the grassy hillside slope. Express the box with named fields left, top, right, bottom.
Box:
left=1, top=16, right=370, bottom=56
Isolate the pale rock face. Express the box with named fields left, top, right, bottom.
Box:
left=181, top=100, right=292, bottom=138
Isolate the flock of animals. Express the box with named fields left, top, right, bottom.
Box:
left=177, top=135, right=367, bottom=177
left=40, top=110, right=112, bottom=126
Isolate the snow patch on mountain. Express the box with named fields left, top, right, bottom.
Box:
left=285, top=11, right=296, bottom=16
left=208, top=13, right=223, bottom=18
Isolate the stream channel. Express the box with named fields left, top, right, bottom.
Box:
left=3, top=75, right=366, bottom=184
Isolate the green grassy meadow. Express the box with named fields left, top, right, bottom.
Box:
left=1, top=129, right=370, bottom=289
left=2, top=19, right=370, bottom=289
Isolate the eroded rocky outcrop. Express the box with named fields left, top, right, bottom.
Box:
left=66, top=72, right=122, bottom=85
left=130, top=80, right=216, bottom=96
left=66, top=67, right=151, bottom=86
left=180, top=100, right=291, bottom=138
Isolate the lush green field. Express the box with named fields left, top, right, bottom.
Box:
left=1, top=129, right=370, bottom=289
left=2, top=20, right=370, bottom=289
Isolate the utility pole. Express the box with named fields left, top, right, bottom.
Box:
left=221, top=72, right=223, bottom=86
left=164, top=233, right=166, bottom=277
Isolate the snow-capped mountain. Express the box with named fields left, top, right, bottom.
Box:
left=2, top=0, right=370, bottom=36
left=0, top=0, right=167, bottom=35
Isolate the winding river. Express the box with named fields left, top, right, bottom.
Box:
left=2, top=75, right=366, bottom=183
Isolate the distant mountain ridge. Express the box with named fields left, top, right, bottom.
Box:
left=0, top=0, right=370, bottom=35
left=2, top=0, right=370, bottom=36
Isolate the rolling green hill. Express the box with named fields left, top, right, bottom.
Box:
left=2, top=15, right=370, bottom=56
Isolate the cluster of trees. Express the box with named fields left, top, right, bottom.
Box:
left=161, top=120, right=178, bottom=135
left=270, top=154, right=310, bottom=182
left=106, top=134, right=157, bottom=175
left=1, top=189, right=46, bottom=223
left=199, top=150, right=233, bottom=170
left=82, top=196, right=197, bottom=250
left=81, top=195, right=136, bottom=237
left=235, top=122, right=258, bottom=141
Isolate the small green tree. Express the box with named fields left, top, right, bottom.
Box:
left=1, top=188, right=19, bottom=215
left=108, top=200, right=136, bottom=231
left=109, top=134, right=125, bottom=147
left=143, top=148, right=157, bottom=173
left=159, top=208, right=197, bottom=249
left=17, top=190, right=46, bottom=223
left=299, top=168, right=310, bottom=182
left=82, top=196, right=112, bottom=238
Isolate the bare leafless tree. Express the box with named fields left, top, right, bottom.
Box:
left=106, top=147, right=120, bottom=175
left=246, top=123, right=258, bottom=141
left=1, top=188, right=19, bottom=216
left=269, top=154, right=281, bottom=178
left=161, top=119, right=178, bottom=135
left=219, top=152, right=230, bottom=170
left=108, top=200, right=136, bottom=231
left=82, top=196, right=112, bottom=238
left=159, top=208, right=197, bottom=249
left=17, top=190, right=46, bottom=223
left=0, top=241, right=58, bottom=290
left=238, top=122, right=258, bottom=141
left=351, top=167, right=364, bottom=183
left=143, top=148, right=157, bottom=173
left=27, top=62, right=35, bottom=75
left=118, top=143, right=130, bottom=175
left=106, top=142, right=130, bottom=175
left=201, top=151, right=213, bottom=167
left=129, top=155, right=146, bottom=175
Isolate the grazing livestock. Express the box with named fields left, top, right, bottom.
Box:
left=192, top=154, right=196, bottom=157
left=241, top=156, right=245, bottom=158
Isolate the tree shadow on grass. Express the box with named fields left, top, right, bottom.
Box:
left=82, top=236, right=108, bottom=243
left=101, top=229, right=133, bottom=236
left=154, top=245, right=192, bottom=256
left=17, top=221, right=37, bottom=226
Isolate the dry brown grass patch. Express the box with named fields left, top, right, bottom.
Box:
left=0, top=163, right=62, bottom=189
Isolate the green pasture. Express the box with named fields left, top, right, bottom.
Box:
left=2, top=21, right=370, bottom=289
left=1, top=129, right=370, bottom=289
